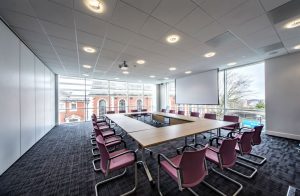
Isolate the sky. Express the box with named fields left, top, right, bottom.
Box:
left=228, top=62, right=265, bottom=100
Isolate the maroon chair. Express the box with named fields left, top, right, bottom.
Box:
left=221, top=115, right=239, bottom=132
left=131, top=109, right=138, bottom=112
left=106, top=111, right=115, bottom=114
left=94, top=136, right=138, bottom=196
left=169, top=109, right=175, bottom=114
left=190, top=112, right=200, bottom=117
left=237, top=125, right=266, bottom=165
left=204, top=113, right=216, bottom=120
left=199, top=138, right=243, bottom=195
left=177, top=111, right=185, bottom=115
left=158, top=145, right=208, bottom=195
left=92, top=135, right=126, bottom=171
left=119, top=110, right=126, bottom=113
left=218, top=129, right=258, bottom=179
left=161, top=109, right=166, bottom=113
left=92, top=125, right=118, bottom=155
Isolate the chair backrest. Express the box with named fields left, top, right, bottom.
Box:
left=92, top=114, right=97, bottom=119
left=106, top=111, right=115, bottom=114
left=179, top=147, right=207, bottom=187
left=96, top=136, right=110, bottom=174
left=190, top=112, right=200, bottom=117
left=131, top=109, right=138, bottom=112
left=219, top=138, right=238, bottom=168
left=223, top=115, right=239, bottom=122
left=94, top=125, right=104, bottom=137
left=252, top=125, right=264, bottom=145
left=169, top=110, right=175, bottom=114
left=141, top=109, right=147, bottom=112
left=204, top=113, right=216, bottom=120
left=239, top=131, right=254, bottom=154
left=119, top=110, right=126, bottom=113
left=161, top=109, right=166, bottom=112
left=178, top=111, right=185, bottom=115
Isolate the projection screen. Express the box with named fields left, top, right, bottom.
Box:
left=175, top=69, right=219, bottom=105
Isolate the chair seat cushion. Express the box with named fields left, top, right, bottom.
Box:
left=105, top=136, right=121, bottom=147
left=102, top=130, right=114, bottom=137
left=205, top=147, right=220, bottom=165
left=160, top=155, right=182, bottom=183
left=109, top=149, right=135, bottom=172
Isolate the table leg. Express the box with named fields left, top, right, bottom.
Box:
left=137, top=146, right=154, bottom=184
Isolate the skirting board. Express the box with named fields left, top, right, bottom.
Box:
left=266, top=130, right=300, bottom=141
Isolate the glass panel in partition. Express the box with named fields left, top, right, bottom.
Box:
left=128, top=83, right=143, bottom=112
left=144, top=84, right=155, bottom=112
left=109, top=81, right=127, bottom=113
left=86, top=79, right=109, bottom=119
left=58, top=76, right=86, bottom=123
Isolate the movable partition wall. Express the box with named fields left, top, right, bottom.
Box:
left=0, top=20, right=55, bottom=175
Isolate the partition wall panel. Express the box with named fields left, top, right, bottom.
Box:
left=0, top=20, right=55, bottom=175
left=35, top=59, right=45, bottom=140
left=20, top=42, right=36, bottom=155
left=0, top=21, right=21, bottom=175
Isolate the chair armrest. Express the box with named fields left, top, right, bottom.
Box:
left=105, top=138, right=121, bottom=145
left=109, top=150, right=137, bottom=161
left=157, top=153, right=179, bottom=169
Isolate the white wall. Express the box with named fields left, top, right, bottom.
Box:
left=0, top=20, right=55, bottom=175
left=265, top=52, right=300, bottom=140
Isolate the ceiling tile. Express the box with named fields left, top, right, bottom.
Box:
left=260, top=0, right=290, bottom=12
left=29, top=0, right=74, bottom=28
left=151, top=0, right=197, bottom=26
left=77, top=30, right=104, bottom=48
left=41, top=20, right=75, bottom=41
left=12, top=27, right=49, bottom=45
left=175, top=8, right=214, bottom=36
left=49, top=36, right=77, bottom=50
left=140, top=17, right=171, bottom=41
left=218, top=0, right=265, bottom=28
left=0, top=0, right=36, bottom=16
left=0, top=10, right=43, bottom=34
left=75, top=11, right=107, bottom=37
left=230, top=14, right=272, bottom=38
left=121, top=0, right=161, bottom=14
left=241, top=26, right=281, bottom=49
left=111, top=1, right=148, bottom=33
left=198, top=0, right=246, bottom=19
left=193, top=21, right=227, bottom=43
left=105, top=23, right=134, bottom=44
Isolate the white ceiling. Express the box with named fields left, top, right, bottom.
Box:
left=0, top=0, right=299, bottom=83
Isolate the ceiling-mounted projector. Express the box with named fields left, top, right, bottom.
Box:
left=119, top=61, right=129, bottom=70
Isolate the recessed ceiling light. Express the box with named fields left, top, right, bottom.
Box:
left=293, top=44, right=300, bottom=50
left=83, top=46, right=96, bottom=53
left=204, top=52, right=216, bottom=58
left=84, top=0, right=105, bottom=13
left=114, top=77, right=119, bottom=80
left=136, top=60, right=145, bottom=64
left=82, top=74, right=89, bottom=77
left=185, top=71, right=192, bottom=74
left=284, top=18, right=300, bottom=29
left=164, top=77, right=169, bottom=80
left=169, top=67, right=176, bottom=71
left=227, top=62, right=237, bottom=66
left=82, top=64, right=92, bottom=69
left=149, top=75, right=155, bottom=78
left=122, top=71, right=129, bottom=74
left=166, top=34, right=180, bottom=43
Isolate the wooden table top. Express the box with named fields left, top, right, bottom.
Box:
left=105, top=112, right=235, bottom=147
left=105, top=114, right=154, bottom=133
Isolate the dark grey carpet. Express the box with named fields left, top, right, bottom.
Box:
left=0, top=120, right=299, bottom=196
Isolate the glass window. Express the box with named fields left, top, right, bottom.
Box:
left=119, top=99, right=126, bottom=112
left=59, top=76, right=85, bottom=124
left=128, top=83, right=143, bottom=111
left=58, top=76, right=157, bottom=124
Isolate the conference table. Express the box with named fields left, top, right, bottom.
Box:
left=105, top=111, right=236, bottom=184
